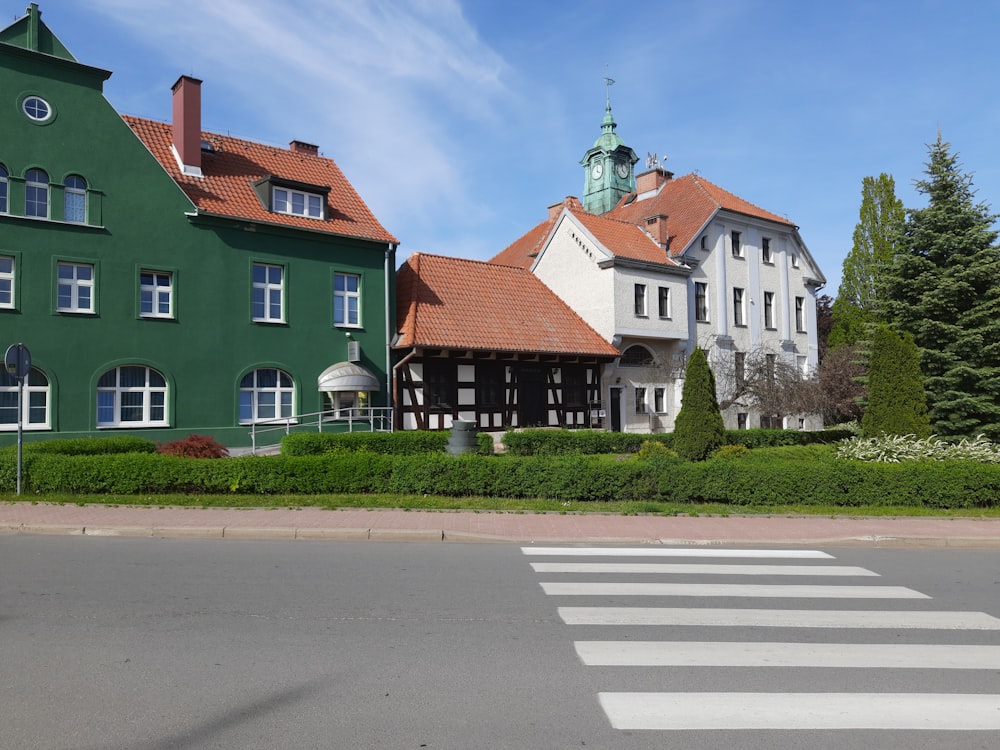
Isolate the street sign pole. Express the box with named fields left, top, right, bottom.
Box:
left=5, top=343, right=31, bottom=496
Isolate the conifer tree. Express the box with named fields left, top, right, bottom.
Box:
left=673, top=347, right=725, bottom=461
left=828, top=174, right=904, bottom=349
left=861, top=325, right=930, bottom=438
left=883, top=136, right=1000, bottom=439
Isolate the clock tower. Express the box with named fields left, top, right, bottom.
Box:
left=581, top=78, right=638, bottom=215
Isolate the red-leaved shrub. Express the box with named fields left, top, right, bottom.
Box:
left=156, top=434, right=229, bottom=458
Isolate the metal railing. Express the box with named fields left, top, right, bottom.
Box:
left=248, top=407, right=393, bottom=455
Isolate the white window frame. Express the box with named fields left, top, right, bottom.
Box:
left=56, top=261, right=94, bottom=313
left=252, top=262, right=284, bottom=323
left=0, top=366, right=50, bottom=430
left=64, top=175, right=86, bottom=223
left=0, top=255, right=14, bottom=309
left=25, top=168, right=48, bottom=218
left=695, top=282, right=709, bottom=322
left=0, top=164, right=8, bottom=213
left=791, top=253, right=800, bottom=268
left=96, top=366, right=168, bottom=428
left=239, top=368, right=295, bottom=424
left=733, top=287, right=745, bottom=326
left=634, top=386, right=647, bottom=414
left=795, top=296, right=806, bottom=332
left=634, top=283, right=647, bottom=317
left=730, top=230, right=743, bottom=258
left=762, top=237, right=773, bottom=264
left=140, top=270, right=174, bottom=319
left=657, top=286, right=671, bottom=318
left=22, top=96, right=51, bottom=122
left=273, top=187, right=323, bottom=219
left=334, top=272, right=361, bottom=327
left=653, top=387, right=666, bottom=414
left=763, top=291, right=775, bottom=329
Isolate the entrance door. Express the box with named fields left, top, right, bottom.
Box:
left=609, top=387, right=622, bottom=432
left=518, top=366, right=547, bottom=426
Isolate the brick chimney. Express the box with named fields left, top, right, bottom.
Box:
left=644, top=213, right=669, bottom=248
left=290, top=140, right=319, bottom=156
left=171, top=75, right=203, bottom=176
left=636, top=167, right=673, bottom=194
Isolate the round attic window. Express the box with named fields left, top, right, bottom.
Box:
left=22, top=95, right=52, bottom=122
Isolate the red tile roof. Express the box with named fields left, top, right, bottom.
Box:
left=609, top=173, right=795, bottom=258
left=123, top=115, right=397, bottom=244
left=492, top=173, right=797, bottom=266
left=395, top=253, right=619, bottom=357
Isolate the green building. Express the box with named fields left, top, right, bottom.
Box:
left=0, top=4, right=397, bottom=449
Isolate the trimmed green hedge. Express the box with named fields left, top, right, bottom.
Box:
left=5, top=448, right=998, bottom=508
left=281, top=431, right=494, bottom=456
left=502, top=428, right=854, bottom=455
left=17, top=436, right=157, bottom=455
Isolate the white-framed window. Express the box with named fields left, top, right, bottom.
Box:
left=635, top=387, right=647, bottom=414
left=634, top=283, right=647, bottom=316
left=334, top=272, right=360, bottom=327
left=654, top=387, right=666, bottom=413
left=737, top=412, right=748, bottom=430
left=273, top=187, right=323, bottom=219
left=56, top=261, right=94, bottom=313
left=695, top=282, right=709, bottom=322
left=0, top=164, right=8, bottom=213
left=252, top=262, right=284, bottom=322
left=239, top=368, right=294, bottom=424
left=791, top=253, right=800, bottom=268
left=733, top=287, right=745, bottom=326
left=0, top=255, right=14, bottom=308
left=797, top=355, right=809, bottom=377
left=22, top=95, right=51, bottom=122
left=25, top=168, right=49, bottom=218
left=140, top=270, right=173, bottom=318
left=731, top=230, right=743, bottom=258
left=619, top=345, right=654, bottom=368
left=700, top=235, right=708, bottom=251
left=657, top=286, right=671, bottom=318
left=795, top=296, right=806, bottom=332
left=0, top=366, right=50, bottom=430
left=763, top=291, right=775, bottom=329
left=762, top=237, right=773, bottom=264
left=97, top=366, right=167, bottom=428
left=64, top=175, right=86, bottom=223
left=735, top=351, right=746, bottom=387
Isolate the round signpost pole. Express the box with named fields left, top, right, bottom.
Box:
left=5, top=343, right=31, bottom=496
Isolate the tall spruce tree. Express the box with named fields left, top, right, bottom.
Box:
left=828, top=174, right=904, bottom=349
left=861, top=325, right=930, bottom=438
left=673, top=347, right=725, bottom=461
left=883, top=136, right=1000, bottom=439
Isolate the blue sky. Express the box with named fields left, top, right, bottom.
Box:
left=14, top=0, right=1000, bottom=296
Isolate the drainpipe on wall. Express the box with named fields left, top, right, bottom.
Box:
left=385, top=244, right=395, bottom=425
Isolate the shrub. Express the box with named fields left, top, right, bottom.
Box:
left=673, top=347, right=725, bottom=461
left=157, top=434, right=228, bottom=458
left=862, top=325, right=931, bottom=438
left=281, top=431, right=493, bottom=456
left=836, top=434, right=1000, bottom=463
left=712, top=444, right=750, bottom=460
left=21, top=436, right=156, bottom=455
left=636, top=440, right=679, bottom=461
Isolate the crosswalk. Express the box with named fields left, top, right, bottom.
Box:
left=523, top=545, right=1000, bottom=733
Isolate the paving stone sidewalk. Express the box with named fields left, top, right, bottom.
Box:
left=2, top=502, right=999, bottom=547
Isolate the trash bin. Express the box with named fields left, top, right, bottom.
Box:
left=446, top=419, right=478, bottom=456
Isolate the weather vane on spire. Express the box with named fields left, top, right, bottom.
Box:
left=604, top=66, right=615, bottom=109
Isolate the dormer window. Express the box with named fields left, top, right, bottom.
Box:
left=274, top=187, right=323, bottom=219
left=253, top=175, right=329, bottom=221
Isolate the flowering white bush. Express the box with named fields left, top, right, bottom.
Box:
left=836, top=434, right=1000, bottom=463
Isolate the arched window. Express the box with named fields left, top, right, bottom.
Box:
left=97, top=366, right=168, bottom=427
left=619, top=345, right=655, bottom=367
left=239, top=368, right=294, bottom=424
left=25, top=168, right=49, bottom=218
left=0, top=164, right=8, bottom=213
left=0, top=367, right=50, bottom=430
left=64, top=174, right=86, bottom=223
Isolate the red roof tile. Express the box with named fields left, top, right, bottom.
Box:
left=395, top=253, right=618, bottom=357
left=123, top=115, right=397, bottom=244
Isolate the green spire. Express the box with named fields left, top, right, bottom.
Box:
left=580, top=75, right=638, bottom=214
left=0, top=4, right=78, bottom=61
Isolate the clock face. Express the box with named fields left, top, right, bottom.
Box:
left=615, top=161, right=630, bottom=179
left=591, top=162, right=603, bottom=179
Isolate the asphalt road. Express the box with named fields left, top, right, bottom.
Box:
left=2, top=536, right=999, bottom=749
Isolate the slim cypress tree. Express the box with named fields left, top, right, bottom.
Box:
left=883, top=136, right=1000, bottom=439
left=861, top=325, right=930, bottom=438
left=673, top=347, right=725, bottom=461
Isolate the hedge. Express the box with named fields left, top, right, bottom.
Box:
left=281, top=431, right=494, bottom=456
left=5, top=449, right=998, bottom=508
left=501, top=428, right=854, bottom=455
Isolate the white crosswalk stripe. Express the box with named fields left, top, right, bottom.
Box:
left=524, top=545, right=1000, bottom=735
